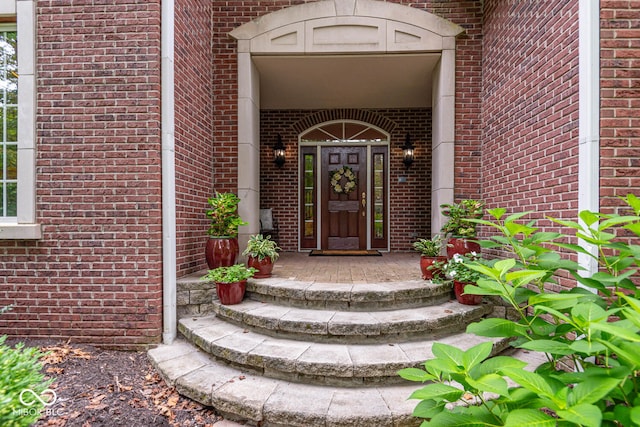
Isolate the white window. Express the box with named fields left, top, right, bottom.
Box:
left=0, top=27, right=18, bottom=220
left=0, top=0, right=40, bottom=239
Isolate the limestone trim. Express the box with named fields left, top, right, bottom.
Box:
left=230, top=0, right=464, bottom=53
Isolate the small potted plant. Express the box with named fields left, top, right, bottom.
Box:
left=412, top=235, right=446, bottom=280
left=242, top=234, right=281, bottom=278
left=441, top=252, right=483, bottom=305
left=202, top=264, right=257, bottom=305
left=440, top=199, right=485, bottom=258
left=205, top=192, right=248, bottom=269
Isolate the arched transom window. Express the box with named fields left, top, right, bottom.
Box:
left=300, top=121, right=388, bottom=144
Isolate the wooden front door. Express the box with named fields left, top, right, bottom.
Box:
left=321, top=146, right=367, bottom=250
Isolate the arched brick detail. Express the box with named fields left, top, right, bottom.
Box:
left=291, top=109, right=397, bottom=134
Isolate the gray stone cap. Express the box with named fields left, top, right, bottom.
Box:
left=246, top=277, right=453, bottom=309
left=178, top=315, right=506, bottom=382
left=149, top=339, right=423, bottom=426
left=149, top=339, right=538, bottom=426
left=178, top=271, right=453, bottom=309
left=209, top=298, right=493, bottom=342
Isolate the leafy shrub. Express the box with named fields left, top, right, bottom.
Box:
left=242, top=234, right=281, bottom=261
left=440, top=199, right=485, bottom=237
left=0, top=335, right=53, bottom=427
left=400, top=194, right=640, bottom=427
left=413, top=235, right=444, bottom=257
left=202, top=264, right=257, bottom=283
left=206, top=192, right=247, bottom=237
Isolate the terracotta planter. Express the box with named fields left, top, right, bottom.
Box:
left=246, top=256, right=275, bottom=278
left=446, top=238, right=481, bottom=258
left=205, top=237, right=239, bottom=269
left=454, top=281, right=483, bottom=305
left=215, top=279, right=247, bottom=305
left=419, top=256, right=447, bottom=280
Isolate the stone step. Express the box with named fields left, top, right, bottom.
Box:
left=149, top=340, right=546, bottom=427
left=209, top=297, right=493, bottom=344
left=177, top=272, right=454, bottom=319
left=178, top=315, right=509, bottom=386
left=246, top=277, right=453, bottom=311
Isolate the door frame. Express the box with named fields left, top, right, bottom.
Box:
left=298, top=125, right=390, bottom=252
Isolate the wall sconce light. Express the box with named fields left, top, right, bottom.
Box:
left=402, top=133, right=415, bottom=169
left=273, top=134, right=285, bottom=168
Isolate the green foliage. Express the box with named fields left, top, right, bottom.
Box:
left=202, top=264, right=257, bottom=283
left=440, top=252, right=484, bottom=283
left=440, top=199, right=485, bottom=237
left=0, top=335, right=53, bottom=427
left=242, top=234, right=281, bottom=261
left=206, top=192, right=248, bottom=237
left=413, top=235, right=444, bottom=257
left=400, top=194, right=640, bottom=426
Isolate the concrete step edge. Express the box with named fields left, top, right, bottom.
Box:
left=177, top=315, right=510, bottom=384
left=148, top=339, right=421, bottom=426
left=178, top=270, right=452, bottom=310
left=246, top=278, right=453, bottom=310
left=209, top=298, right=494, bottom=343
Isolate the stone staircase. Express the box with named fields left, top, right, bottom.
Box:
left=149, top=272, right=508, bottom=426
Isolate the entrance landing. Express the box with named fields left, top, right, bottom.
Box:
left=273, top=252, right=421, bottom=283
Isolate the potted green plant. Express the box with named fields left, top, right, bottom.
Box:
left=205, top=192, right=248, bottom=269
left=202, top=264, right=257, bottom=305
left=412, top=235, right=446, bottom=280
left=440, top=199, right=485, bottom=258
left=441, top=252, right=483, bottom=305
left=242, top=234, right=281, bottom=278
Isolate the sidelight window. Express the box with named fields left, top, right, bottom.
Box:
left=0, top=28, right=17, bottom=218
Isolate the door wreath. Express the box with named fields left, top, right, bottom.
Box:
left=330, top=166, right=357, bottom=194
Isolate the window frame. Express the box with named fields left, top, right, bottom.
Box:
left=0, top=1, right=40, bottom=239
left=0, top=25, right=18, bottom=221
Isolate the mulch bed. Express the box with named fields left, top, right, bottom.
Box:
left=8, top=339, right=234, bottom=427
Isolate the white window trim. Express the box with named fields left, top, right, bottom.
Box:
left=0, top=0, right=40, bottom=239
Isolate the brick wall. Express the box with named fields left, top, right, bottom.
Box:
left=481, top=1, right=579, bottom=219
left=174, top=0, right=215, bottom=275
left=481, top=1, right=579, bottom=291
left=260, top=109, right=432, bottom=252
left=0, top=0, right=163, bottom=348
left=601, top=1, right=640, bottom=214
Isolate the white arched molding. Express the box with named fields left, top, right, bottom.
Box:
left=230, top=0, right=463, bottom=240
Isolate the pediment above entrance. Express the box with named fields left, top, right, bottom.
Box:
left=230, top=0, right=464, bottom=54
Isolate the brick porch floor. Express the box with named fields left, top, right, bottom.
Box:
left=270, top=252, right=423, bottom=283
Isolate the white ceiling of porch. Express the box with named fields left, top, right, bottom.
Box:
left=253, top=53, right=440, bottom=110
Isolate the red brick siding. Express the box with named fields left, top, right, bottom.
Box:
left=260, top=109, right=432, bottom=252
left=0, top=1, right=163, bottom=348
left=601, top=1, right=640, bottom=213
left=174, top=1, right=215, bottom=275
left=481, top=1, right=579, bottom=219
left=480, top=1, right=579, bottom=291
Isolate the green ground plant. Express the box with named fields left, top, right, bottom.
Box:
left=0, top=327, right=53, bottom=426
left=399, top=194, right=640, bottom=426
left=202, top=264, right=257, bottom=283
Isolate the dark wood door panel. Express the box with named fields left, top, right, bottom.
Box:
left=321, top=146, right=366, bottom=250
